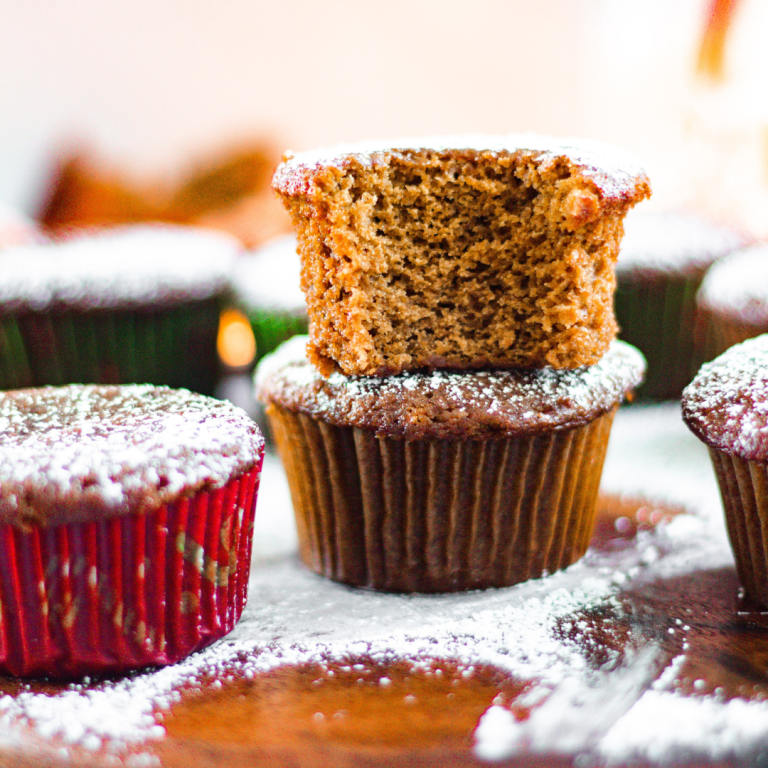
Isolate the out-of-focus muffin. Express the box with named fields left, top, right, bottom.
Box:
left=0, top=224, right=240, bottom=394
left=696, top=243, right=768, bottom=361
left=0, top=203, right=43, bottom=247
left=38, top=144, right=292, bottom=249
left=231, top=235, right=308, bottom=364
left=682, top=335, right=768, bottom=608
left=257, top=336, right=645, bottom=593
left=614, top=209, right=748, bottom=400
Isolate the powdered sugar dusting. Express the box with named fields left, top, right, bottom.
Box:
left=273, top=134, right=650, bottom=202
left=233, top=235, right=307, bottom=313
left=1, top=405, right=764, bottom=763
left=0, top=225, right=240, bottom=313
left=682, top=334, right=768, bottom=461
left=256, top=336, right=645, bottom=438
left=616, top=209, right=747, bottom=277
left=697, top=244, right=768, bottom=325
left=0, top=384, right=264, bottom=523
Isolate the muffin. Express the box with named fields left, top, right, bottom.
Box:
left=257, top=336, right=645, bottom=593
left=696, top=243, right=768, bottom=362
left=614, top=209, right=748, bottom=400
left=272, top=135, right=651, bottom=376
left=0, top=383, right=264, bottom=678
left=0, top=224, right=240, bottom=394
left=682, top=335, right=768, bottom=608
left=231, top=235, right=308, bottom=363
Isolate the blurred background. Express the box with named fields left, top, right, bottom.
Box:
left=1, top=0, right=766, bottom=402
left=2, top=0, right=765, bottom=228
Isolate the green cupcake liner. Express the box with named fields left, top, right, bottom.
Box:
left=248, top=308, right=308, bottom=363
left=0, top=298, right=222, bottom=395
left=614, top=275, right=703, bottom=401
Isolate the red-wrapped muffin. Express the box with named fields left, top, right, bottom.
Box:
left=682, top=335, right=768, bottom=608
left=257, top=336, right=644, bottom=593
left=0, top=384, right=264, bottom=678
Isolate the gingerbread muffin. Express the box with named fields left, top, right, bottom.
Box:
left=257, top=336, right=645, bottom=593
left=696, top=244, right=768, bottom=361
left=0, top=384, right=264, bottom=678
left=614, top=209, right=748, bottom=400
left=682, top=335, right=768, bottom=608
left=232, top=235, right=308, bottom=363
left=272, top=135, right=650, bottom=375
left=0, top=224, right=240, bottom=394
left=272, top=135, right=651, bottom=376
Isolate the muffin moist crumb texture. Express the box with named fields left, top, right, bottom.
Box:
left=0, top=384, right=265, bottom=526
left=274, top=138, right=651, bottom=375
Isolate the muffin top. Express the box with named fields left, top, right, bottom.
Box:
left=0, top=225, right=240, bottom=313
left=697, top=244, right=768, bottom=325
left=616, top=209, right=748, bottom=279
left=0, top=384, right=264, bottom=526
left=273, top=134, right=650, bottom=205
left=257, top=336, right=645, bottom=440
left=682, top=335, right=768, bottom=461
left=232, top=235, right=306, bottom=314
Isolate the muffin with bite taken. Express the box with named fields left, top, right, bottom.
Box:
left=272, top=135, right=651, bottom=376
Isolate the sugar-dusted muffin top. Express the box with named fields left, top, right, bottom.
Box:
left=616, top=209, right=748, bottom=279
left=232, top=234, right=306, bottom=314
left=682, top=335, right=768, bottom=461
left=0, top=384, right=264, bottom=526
left=272, top=134, right=651, bottom=376
left=0, top=224, right=241, bottom=313
left=273, top=134, right=650, bottom=203
left=697, top=244, right=768, bottom=326
left=257, top=336, right=645, bottom=440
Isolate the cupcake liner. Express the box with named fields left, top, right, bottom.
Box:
left=614, top=275, right=703, bottom=400
left=248, top=308, right=308, bottom=363
left=268, top=404, right=615, bottom=593
left=0, top=298, right=222, bottom=395
left=709, top=449, right=768, bottom=608
left=697, top=305, right=767, bottom=364
left=0, top=463, right=261, bottom=679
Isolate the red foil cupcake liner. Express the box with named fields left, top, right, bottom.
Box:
left=709, top=449, right=768, bottom=608
left=268, top=404, right=615, bottom=593
left=0, top=463, right=262, bottom=679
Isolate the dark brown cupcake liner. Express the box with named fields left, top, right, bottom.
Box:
left=0, top=463, right=262, bottom=679
left=267, top=404, right=616, bottom=593
left=0, top=298, right=222, bottom=395
left=614, top=274, right=703, bottom=401
left=709, top=449, right=768, bottom=608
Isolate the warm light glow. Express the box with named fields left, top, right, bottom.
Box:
left=217, top=308, right=256, bottom=369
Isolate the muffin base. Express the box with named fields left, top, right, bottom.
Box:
left=268, top=404, right=615, bottom=593
left=0, top=463, right=262, bottom=678
left=709, top=449, right=768, bottom=609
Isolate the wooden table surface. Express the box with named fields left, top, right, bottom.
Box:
left=0, top=405, right=761, bottom=767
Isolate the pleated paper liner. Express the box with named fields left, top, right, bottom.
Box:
left=0, top=298, right=222, bottom=395
left=614, top=274, right=703, bottom=401
left=697, top=305, right=767, bottom=365
left=248, top=308, right=308, bottom=363
left=0, top=463, right=262, bottom=679
left=709, top=450, right=768, bottom=609
left=268, top=404, right=616, bottom=593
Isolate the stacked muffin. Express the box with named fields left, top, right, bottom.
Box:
left=258, top=136, right=650, bottom=593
